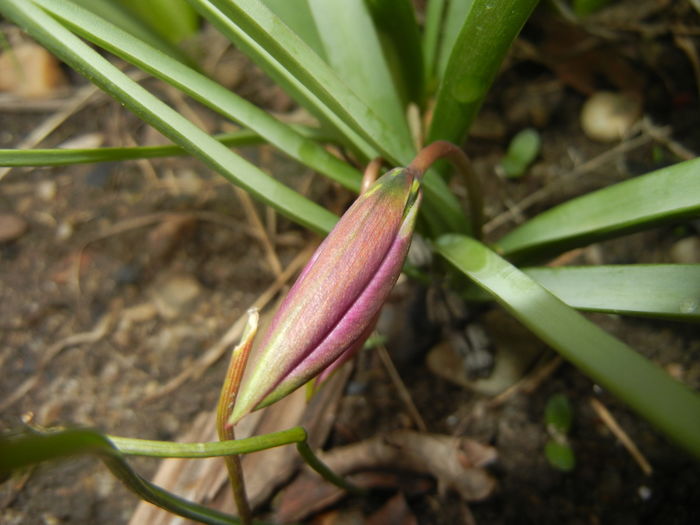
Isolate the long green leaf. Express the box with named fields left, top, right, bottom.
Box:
left=0, top=428, right=244, bottom=524
left=187, top=0, right=377, bottom=161
left=70, top=0, right=193, bottom=64
left=422, top=0, right=446, bottom=93
left=3, top=0, right=336, bottom=234
left=33, top=0, right=361, bottom=192
left=0, top=131, right=262, bottom=166
left=436, top=235, right=700, bottom=458
left=189, top=0, right=468, bottom=236
left=308, top=0, right=412, bottom=146
left=118, top=0, right=199, bottom=44
left=261, top=0, right=326, bottom=58
left=366, top=0, right=424, bottom=106
left=497, top=158, right=700, bottom=261
left=206, top=0, right=414, bottom=165
left=428, top=0, right=539, bottom=144
left=434, top=0, right=472, bottom=81
left=524, top=265, right=700, bottom=320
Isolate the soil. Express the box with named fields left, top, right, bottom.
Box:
left=1, top=3, right=699, bottom=524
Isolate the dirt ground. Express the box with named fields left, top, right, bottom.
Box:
left=1, top=2, right=700, bottom=524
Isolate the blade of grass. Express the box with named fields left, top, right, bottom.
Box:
left=2, top=0, right=336, bottom=234
left=496, top=158, right=700, bottom=262
left=522, top=265, right=700, bottom=321
left=436, top=234, right=700, bottom=459
left=307, top=0, right=412, bottom=145
left=427, top=0, right=539, bottom=144
left=365, top=0, right=424, bottom=106
left=33, top=0, right=361, bottom=192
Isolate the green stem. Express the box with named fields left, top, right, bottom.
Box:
left=108, top=428, right=307, bottom=457
left=217, top=310, right=259, bottom=525
left=296, top=439, right=362, bottom=494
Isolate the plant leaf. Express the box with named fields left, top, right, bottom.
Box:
left=523, top=265, right=700, bottom=321
left=3, top=0, right=336, bottom=234
left=0, top=130, right=261, bottom=166
left=261, top=0, right=326, bottom=58
left=33, top=0, right=361, bottom=192
left=69, top=0, right=193, bottom=64
left=422, top=0, right=446, bottom=94
left=117, top=0, right=199, bottom=44
left=308, top=0, right=413, bottom=147
left=203, top=0, right=414, bottom=164
left=428, top=0, right=538, bottom=144
left=365, top=0, right=425, bottom=106
left=187, top=0, right=377, bottom=160
left=436, top=234, right=700, bottom=459
left=497, top=158, right=700, bottom=261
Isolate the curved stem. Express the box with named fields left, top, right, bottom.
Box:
left=409, top=141, right=483, bottom=240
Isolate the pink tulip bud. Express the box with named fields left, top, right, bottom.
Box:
left=230, top=167, right=422, bottom=424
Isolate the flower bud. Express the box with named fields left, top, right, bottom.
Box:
left=229, top=167, right=422, bottom=424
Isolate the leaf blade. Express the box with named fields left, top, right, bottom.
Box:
left=497, top=158, right=700, bottom=261
left=436, top=234, right=700, bottom=458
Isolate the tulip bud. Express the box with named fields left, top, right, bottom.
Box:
left=229, top=167, right=422, bottom=424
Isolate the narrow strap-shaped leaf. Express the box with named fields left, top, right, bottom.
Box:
left=262, top=0, right=326, bottom=59
left=70, top=0, right=193, bottom=64
left=308, top=0, right=413, bottom=148
left=428, top=0, right=539, bottom=144
left=0, top=130, right=262, bottom=166
left=523, top=265, right=700, bottom=321
left=436, top=235, right=700, bottom=458
left=33, top=0, right=361, bottom=192
left=434, top=0, right=472, bottom=81
left=187, top=0, right=377, bottom=161
left=2, top=0, right=336, bottom=235
left=422, top=0, right=446, bottom=92
left=363, top=0, right=425, bottom=106
left=190, top=0, right=468, bottom=235
left=206, top=0, right=414, bottom=165
left=497, top=158, right=700, bottom=261
left=117, top=0, right=199, bottom=44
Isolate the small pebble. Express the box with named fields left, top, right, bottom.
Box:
left=581, top=91, right=641, bottom=142
left=151, top=273, right=202, bottom=319
left=36, top=180, right=57, bottom=201
left=670, top=236, right=700, bottom=264
left=0, top=213, right=28, bottom=243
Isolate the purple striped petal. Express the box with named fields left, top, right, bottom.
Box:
left=230, top=167, right=422, bottom=423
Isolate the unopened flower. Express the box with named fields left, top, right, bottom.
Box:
left=229, top=167, right=422, bottom=424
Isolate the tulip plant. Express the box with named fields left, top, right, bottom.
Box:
left=1, top=0, right=699, bottom=523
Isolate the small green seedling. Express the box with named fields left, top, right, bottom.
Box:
left=544, top=393, right=576, bottom=472
left=501, top=127, right=541, bottom=178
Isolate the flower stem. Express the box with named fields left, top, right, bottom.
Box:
left=409, top=141, right=483, bottom=239
left=217, top=310, right=259, bottom=524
